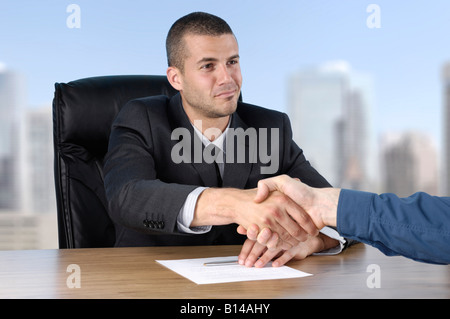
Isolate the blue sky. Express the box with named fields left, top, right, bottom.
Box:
left=1, top=0, right=449, bottom=147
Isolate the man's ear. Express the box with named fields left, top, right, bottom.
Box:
left=166, top=66, right=183, bottom=91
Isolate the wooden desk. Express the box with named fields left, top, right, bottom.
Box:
left=0, top=244, right=448, bottom=299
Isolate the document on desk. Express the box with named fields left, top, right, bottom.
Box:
left=156, top=256, right=312, bottom=285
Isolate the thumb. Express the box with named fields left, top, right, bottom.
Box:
left=254, top=180, right=273, bottom=203
left=254, top=176, right=285, bottom=203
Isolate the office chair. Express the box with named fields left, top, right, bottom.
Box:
left=52, top=75, right=178, bottom=248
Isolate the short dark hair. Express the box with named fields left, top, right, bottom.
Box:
left=166, top=12, right=234, bottom=72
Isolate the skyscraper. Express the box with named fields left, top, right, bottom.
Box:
left=0, top=66, right=58, bottom=249
left=443, top=62, right=450, bottom=195
left=288, top=61, right=377, bottom=190
left=381, top=132, right=438, bottom=197
left=336, top=90, right=367, bottom=189
left=24, top=106, right=56, bottom=214
left=0, top=66, right=25, bottom=210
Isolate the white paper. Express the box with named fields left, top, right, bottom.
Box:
left=156, top=256, right=312, bottom=285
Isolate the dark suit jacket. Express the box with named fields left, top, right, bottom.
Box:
left=103, top=93, right=331, bottom=247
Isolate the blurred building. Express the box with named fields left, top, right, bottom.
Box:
left=0, top=65, right=57, bottom=250
left=0, top=67, right=26, bottom=211
left=0, top=212, right=56, bottom=250
left=381, top=132, right=439, bottom=197
left=336, top=89, right=367, bottom=189
left=288, top=61, right=377, bottom=190
left=443, top=62, right=450, bottom=196
left=24, top=106, right=56, bottom=214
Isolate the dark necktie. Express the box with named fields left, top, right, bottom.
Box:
left=206, top=144, right=223, bottom=187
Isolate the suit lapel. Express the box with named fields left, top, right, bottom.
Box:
left=168, top=95, right=253, bottom=188
left=168, top=94, right=220, bottom=187
left=222, top=109, right=253, bottom=189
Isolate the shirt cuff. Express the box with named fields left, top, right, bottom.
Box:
left=337, top=188, right=375, bottom=241
left=312, top=226, right=347, bottom=255
left=177, top=187, right=212, bottom=234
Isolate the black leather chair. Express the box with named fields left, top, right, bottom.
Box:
left=52, top=75, right=178, bottom=248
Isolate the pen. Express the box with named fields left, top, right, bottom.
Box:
left=203, top=259, right=239, bottom=266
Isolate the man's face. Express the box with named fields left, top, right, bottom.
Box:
left=170, top=33, right=242, bottom=120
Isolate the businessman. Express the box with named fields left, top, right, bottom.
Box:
left=103, top=12, right=348, bottom=261
left=238, top=175, right=450, bottom=265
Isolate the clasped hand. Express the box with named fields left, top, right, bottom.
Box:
left=233, top=188, right=318, bottom=251
left=236, top=175, right=330, bottom=268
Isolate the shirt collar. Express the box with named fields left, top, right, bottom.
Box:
left=191, top=116, right=232, bottom=153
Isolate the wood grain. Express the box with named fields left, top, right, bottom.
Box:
left=0, top=244, right=448, bottom=299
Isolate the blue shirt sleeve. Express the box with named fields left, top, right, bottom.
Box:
left=336, top=189, right=450, bottom=264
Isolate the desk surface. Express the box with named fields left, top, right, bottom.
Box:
left=0, top=243, right=448, bottom=299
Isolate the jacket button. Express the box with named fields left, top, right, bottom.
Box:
left=157, top=221, right=164, bottom=229
left=143, top=219, right=149, bottom=227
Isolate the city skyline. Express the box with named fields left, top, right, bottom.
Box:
left=380, top=131, right=439, bottom=197
left=0, top=68, right=57, bottom=250
left=288, top=60, right=445, bottom=196
left=1, top=1, right=449, bottom=146
left=0, top=1, right=449, bottom=250
left=288, top=61, right=377, bottom=190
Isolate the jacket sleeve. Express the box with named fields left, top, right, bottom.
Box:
left=337, top=189, right=450, bottom=264
left=103, top=98, right=197, bottom=235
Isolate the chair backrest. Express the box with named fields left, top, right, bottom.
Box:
left=52, top=75, right=178, bottom=248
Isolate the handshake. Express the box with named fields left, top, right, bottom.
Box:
left=233, top=175, right=341, bottom=268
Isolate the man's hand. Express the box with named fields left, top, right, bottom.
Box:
left=237, top=232, right=335, bottom=268
left=236, top=224, right=282, bottom=250
left=192, top=187, right=319, bottom=249
left=254, top=175, right=340, bottom=229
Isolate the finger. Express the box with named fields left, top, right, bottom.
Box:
left=268, top=203, right=307, bottom=245
left=285, top=202, right=319, bottom=238
left=252, top=211, right=298, bottom=249
left=273, top=194, right=318, bottom=241
left=256, top=227, right=273, bottom=246
left=270, top=221, right=301, bottom=249
left=270, top=225, right=299, bottom=249
left=255, top=175, right=293, bottom=203
left=256, top=228, right=292, bottom=251
left=264, top=208, right=301, bottom=247
left=246, top=224, right=260, bottom=241
left=254, top=248, right=283, bottom=268
left=265, top=231, right=284, bottom=250
left=272, top=250, right=295, bottom=267
left=278, top=240, right=294, bottom=251
left=236, top=225, right=247, bottom=235
left=275, top=214, right=308, bottom=244
left=244, top=242, right=267, bottom=267
left=254, top=180, right=272, bottom=203
left=254, top=176, right=287, bottom=203
left=238, top=239, right=256, bottom=265
left=261, top=194, right=309, bottom=245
